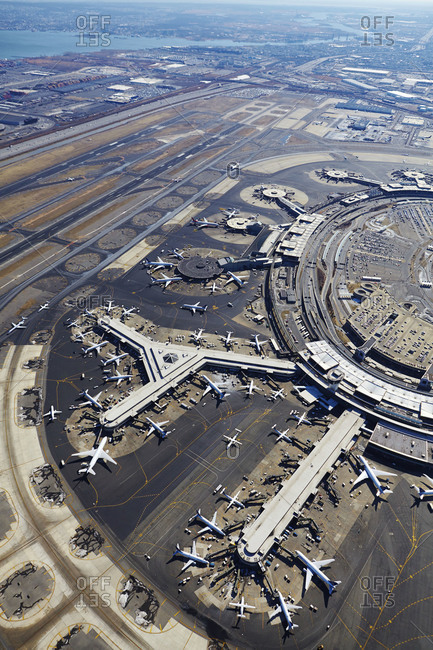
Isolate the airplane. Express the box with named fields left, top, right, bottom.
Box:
left=38, top=302, right=49, bottom=311
left=168, top=248, right=185, bottom=260
left=73, top=331, right=86, bottom=342
left=101, top=352, right=128, bottom=367
left=71, top=436, right=117, bottom=475
left=221, top=331, right=236, bottom=348
left=352, top=455, right=397, bottom=497
left=292, top=411, right=312, bottom=427
left=229, top=596, right=255, bottom=618
left=220, top=207, right=240, bottom=218
left=221, top=489, right=245, bottom=511
left=104, top=300, right=114, bottom=314
left=181, top=302, right=207, bottom=315
left=240, top=379, right=262, bottom=397
left=78, top=390, right=104, bottom=411
left=43, top=405, right=62, bottom=421
left=271, top=424, right=292, bottom=443
left=190, top=216, right=218, bottom=229
left=194, top=509, right=225, bottom=536
left=82, top=340, right=107, bottom=356
left=173, top=540, right=209, bottom=572
left=191, top=328, right=204, bottom=343
left=222, top=429, right=242, bottom=449
left=7, top=319, right=27, bottom=333
left=270, top=590, right=302, bottom=632
left=202, top=375, right=229, bottom=401
left=207, top=282, right=222, bottom=294
left=411, top=475, right=433, bottom=500
left=151, top=273, right=182, bottom=288
left=121, top=306, right=137, bottom=317
left=270, top=388, right=285, bottom=401
left=251, top=334, right=267, bottom=354
left=145, top=417, right=171, bottom=439
left=143, top=256, right=174, bottom=270
left=224, top=270, right=248, bottom=288
left=296, top=550, right=341, bottom=595
left=103, top=370, right=132, bottom=386
left=66, top=319, right=78, bottom=329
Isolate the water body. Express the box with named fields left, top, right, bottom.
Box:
left=0, top=30, right=267, bottom=60
left=0, top=29, right=352, bottom=61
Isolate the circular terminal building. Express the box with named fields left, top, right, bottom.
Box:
left=177, top=255, right=222, bottom=280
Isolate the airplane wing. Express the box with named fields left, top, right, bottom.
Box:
left=192, top=540, right=197, bottom=554
left=197, top=525, right=210, bottom=535
left=180, top=559, right=194, bottom=573
left=423, top=474, right=433, bottom=487
left=303, top=567, right=315, bottom=591
left=372, top=469, right=397, bottom=479
left=211, top=511, right=218, bottom=525
left=71, top=449, right=95, bottom=458
left=202, top=386, right=211, bottom=397
left=352, top=470, right=369, bottom=487
left=313, top=558, right=334, bottom=569
left=99, top=450, right=117, bottom=465
left=270, top=605, right=281, bottom=618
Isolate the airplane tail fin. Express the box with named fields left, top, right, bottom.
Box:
left=329, top=581, right=341, bottom=594
left=288, top=624, right=298, bottom=631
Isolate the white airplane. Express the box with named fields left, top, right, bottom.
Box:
left=191, top=328, right=204, bottom=343
left=145, top=417, right=171, bottom=439
left=82, top=340, right=107, bottom=356
left=151, top=273, right=182, bottom=288
left=251, top=334, right=267, bottom=354
left=412, top=475, right=433, bottom=500
left=221, top=489, right=245, bottom=511
left=143, top=256, right=174, bottom=270
left=8, top=319, right=27, bottom=333
left=271, top=424, right=292, bottom=443
left=207, top=282, right=222, bottom=294
left=221, top=331, right=235, bottom=348
left=168, top=248, right=184, bottom=260
left=270, top=388, right=285, bottom=401
left=38, top=302, right=49, bottom=311
left=296, top=550, right=341, bottom=595
left=292, top=411, right=312, bottom=427
left=225, top=270, right=248, bottom=288
left=241, top=379, right=262, bottom=397
left=104, top=300, right=114, bottom=313
left=101, top=352, right=128, bottom=367
left=78, top=390, right=103, bottom=411
left=71, top=436, right=117, bottom=476
left=121, top=306, right=137, bottom=317
left=202, top=375, right=229, bottom=401
left=173, top=540, right=209, bottom=572
left=270, top=590, right=302, bottom=632
left=229, top=596, right=255, bottom=618
left=220, top=207, right=239, bottom=218
left=43, top=405, right=62, bottom=421
left=190, top=216, right=218, bottom=229
left=182, top=302, right=207, bottom=315
left=103, top=370, right=132, bottom=386
left=222, top=429, right=242, bottom=449
left=73, top=332, right=86, bottom=342
left=194, top=509, right=225, bottom=536
left=66, top=319, right=78, bottom=329
left=352, top=455, right=397, bottom=497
